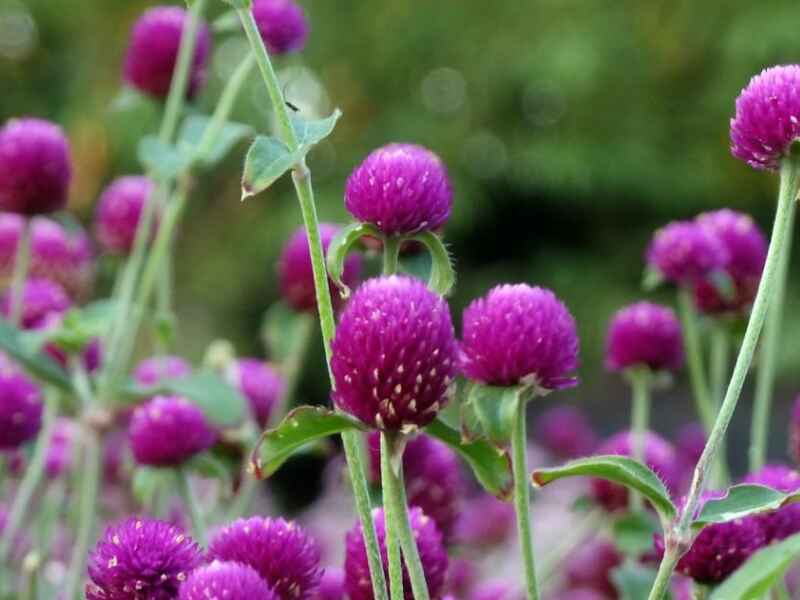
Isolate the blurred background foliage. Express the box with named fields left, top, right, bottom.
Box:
left=2, top=0, right=800, bottom=468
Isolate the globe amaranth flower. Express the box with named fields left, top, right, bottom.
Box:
left=128, top=395, right=216, bottom=467
left=460, top=284, right=579, bottom=390
left=693, top=209, right=767, bottom=314
left=605, top=301, right=683, bottom=373
left=535, top=405, right=597, bottom=459
left=0, top=277, right=71, bottom=329
left=367, top=432, right=465, bottom=539
left=279, top=223, right=362, bottom=313
left=134, top=355, right=192, bottom=387
left=452, top=492, right=516, bottom=547
left=179, top=561, right=278, bottom=600
left=0, top=118, right=72, bottom=215
left=646, top=220, right=728, bottom=286
left=6, top=417, right=77, bottom=478
left=225, top=358, right=285, bottom=428
left=94, top=176, right=157, bottom=256
left=564, top=538, right=622, bottom=597
left=123, top=6, right=211, bottom=100
left=331, top=275, right=458, bottom=431
left=741, top=464, right=800, bottom=542
left=590, top=430, right=680, bottom=512
left=252, top=0, right=310, bottom=55
left=0, top=369, right=43, bottom=449
left=730, top=65, right=800, bottom=171
left=209, top=516, right=322, bottom=600
left=86, top=517, right=203, bottom=600
left=345, top=143, right=453, bottom=236
left=316, top=567, right=345, bottom=600
left=345, top=507, right=448, bottom=600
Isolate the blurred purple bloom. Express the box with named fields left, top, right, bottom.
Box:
left=179, top=560, right=277, bottom=600
left=252, top=0, right=310, bottom=55
left=535, top=405, right=597, bottom=459
left=94, top=176, right=157, bottom=256
left=0, top=277, right=71, bottom=329
left=605, top=301, right=683, bottom=373
left=741, top=464, right=800, bottom=542
left=564, top=538, right=622, bottom=597
left=647, top=221, right=728, bottom=286
left=452, top=492, right=516, bottom=547
left=316, top=567, right=346, bottom=600
left=0, top=369, right=43, bottom=449
left=225, top=358, right=285, bottom=428
left=134, top=355, right=192, bottom=387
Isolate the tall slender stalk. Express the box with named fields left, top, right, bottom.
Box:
left=178, top=467, right=208, bottom=546
left=677, top=287, right=715, bottom=433
left=393, top=460, right=432, bottom=600
left=8, top=219, right=31, bottom=327
left=511, top=398, right=540, bottom=600
left=383, top=237, right=401, bottom=275
left=709, top=323, right=730, bottom=407
left=629, top=369, right=651, bottom=513
left=380, top=433, right=405, bottom=600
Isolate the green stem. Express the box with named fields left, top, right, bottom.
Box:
left=393, top=457, right=432, bottom=600
left=629, top=369, right=651, bottom=513
left=749, top=198, right=797, bottom=471
left=647, top=545, right=680, bottom=600
left=380, top=433, right=405, bottom=600
left=512, top=398, right=540, bottom=600
left=693, top=583, right=709, bottom=600
left=677, top=287, right=716, bottom=433
left=178, top=467, right=208, bottom=546
left=9, top=219, right=31, bottom=327
left=383, top=237, right=401, bottom=275
left=709, top=323, right=731, bottom=407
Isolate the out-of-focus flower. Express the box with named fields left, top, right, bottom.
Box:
left=605, top=301, right=683, bottom=373
left=0, top=368, right=43, bottom=450
left=252, top=0, right=309, bottom=55
left=225, top=358, right=285, bottom=428
left=94, top=176, right=157, bottom=256
left=179, top=560, right=277, bottom=600
left=646, top=221, right=728, bottom=286
left=535, top=406, right=597, bottom=459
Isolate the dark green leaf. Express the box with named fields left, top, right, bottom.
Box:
left=0, top=320, right=71, bottom=390
left=164, top=370, right=248, bottom=427
left=252, top=406, right=367, bottom=478
left=612, top=511, right=660, bottom=557
left=462, top=382, right=522, bottom=445
left=611, top=563, right=669, bottom=600
left=260, top=301, right=314, bottom=365
left=424, top=418, right=513, bottom=500
left=177, top=114, right=253, bottom=167
left=326, top=222, right=379, bottom=297
left=410, top=231, right=456, bottom=296
left=693, top=484, right=800, bottom=531
left=138, top=136, right=189, bottom=181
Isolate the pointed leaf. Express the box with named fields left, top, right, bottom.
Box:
left=424, top=418, right=513, bottom=500
left=462, top=382, right=522, bottom=445
left=138, top=136, right=189, bottom=181
left=409, top=231, right=455, bottom=296
left=251, top=406, right=368, bottom=478
left=326, top=222, right=380, bottom=297
left=292, top=109, right=342, bottom=147
left=163, top=370, right=248, bottom=427
left=0, top=320, right=71, bottom=391
left=532, top=455, right=677, bottom=524
left=692, top=484, right=800, bottom=531
left=177, top=114, right=253, bottom=167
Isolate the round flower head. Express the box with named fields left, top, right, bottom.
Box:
left=730, top=65, right=800, bottom=170
left=0, top=118, right=72, bottom=215
left=252, top=0, right=310, bottom=55
left=590, top=430, right=679, bottom=511
left=345, top=143, right=453, bottom=236
left=345, top=507, right=448, bottom=600
left=460, top=284, right=579, bottom=389
left=605, top=301, right=683, bottom=373
left=94, top=176, right=157, bottom=255
left=741, top=464, right=800, bottom=542
left=0, top=277, right=70, bottom=329
left=179, top=561, right=277, bottom=600
left=646, top=221, right=728, bottom=286
left=0, top=369, right=43, bottom=449
left=331, top=275, right=458, bottom=431
left=225, top=358, right=285, bottom=428
left=367, top=432, right=465, bottom=539
left=565, top=538, right=621, bottom=597
left=317, top=567, right=345, bottom=600
left=123, top=6, right=211, bottom=100
left=86, top=517, right=203, bottom=600
left=535, top=405, right=597, bottom=459
left=128, top=395, right=216, bottom=467
left=134, top=355, right=192, bottom=387
left=453, top=492, right=516, bottom=547
left=208, top=516, right=322, bottom=600
left=279, top=223, right=362, bottom=313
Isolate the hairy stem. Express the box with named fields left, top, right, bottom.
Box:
left=629, top=369, right=651, bottom=513
left=512, top=398, right=540, bottom=600
left=381, top=433, right=405, bottom=600
left=8, top=219, right=30, bottom=328
left=394, top=457, right=432, bottom=600
left=178, top=467, right=208, bottom=546
left=647, top=544, right=680, bottom=600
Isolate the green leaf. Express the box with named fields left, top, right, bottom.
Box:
left=612, top=511, right=660, bottom=557
left=611, top=563, right=669, bottom=600
left=410, top=231, right=456, bottom=296
left=461, top=382, right=522, bottom=445
left=212, top=9, right=241, bottom=32
left=326, top=222, right=380, bottom=298
left=424, top=418, right=513, bottom=500
left=532, top=455, right=677, bottom=524
left=292, top=110, right=342, bottom=146
left=252, top=406, right=367, bottom=478
left=163, top=370, right=248, bottom=427
left=47, top=300, right=117, bottom=353
left=138, top=136, right=189, bottom=181
left=177, top=114, right=253, bottom=167
left=692, top=484, right=800, bottom=531
left=0, top=320, right=71, bottom=391
left=709, top=532, right=800, bottom=600
left=260, top=301, right=314, bottom=365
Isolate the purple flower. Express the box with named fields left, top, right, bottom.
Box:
left=345, top=144, right=453, bottom=236
left=128, top=396, right=216, bottom=467
left=208, top=516, right=322, bottom=600
left=316, top=567, right=345, bottom=600
left=86, top=517, right=203, bottom=600
left=460, top=284, right=579, bottom=389
left=590, top=430, right=679, bottom=512
left=452, top=493, right=516, bottom=547
left=179, top=561, right=277, bottom=600
left=331, top=276, right=458, bottom=431
left=225, top=358, right=285, bottom=428
left=468, top=581, right=523, bottom=600
left=535, top=406, right=597, bottom=459
left=605, top=301, right=683, bottom=373
left=94, top=176, right=157, bottom=256
left=0, top=369, right=43, bottom=449
left=367, top=432, right=465, bottom=539
left=0, top=277, right=71, bottom=329
left=279, top=223, right=362, bottom=313
left=345, top=507, right=448, bottom=600
left=123, top=6, right=211, bottom=100
left=730, top=65, right=800, bottom=171
left=44, top=417, right=78, bottom=478
left=252, top=0, right=310, bottom=55
left=646, top=221, right=728, bottom=286
left=741, top=464, right=800, bottom=542
left=0, top=118, right=72, bottom=215
left=134, top=355, right=192, bottom=387
left=564, top=538, right=622, bottom=597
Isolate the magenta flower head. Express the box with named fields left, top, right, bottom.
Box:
left=208, top=516, right=322, bottom=600
left=279, top=223, right=362, bottom=313
left=647, top=221, right=728, bottom=286
left=741, top=464, right=800, bottom=542
left=86, top=517, right=203, bottom=600
left=0, top=118, right=72, bottom=215
left=44, top=417, right=78, bottom=478
left=331, top=276, right=458, bottom=431
left=605, top=301, right=683, bottom=373
left=730, top=65, right=800, bottom=170
left=128, top=396, right=215, bottom=467
left=134, top=355, right=192, bottom=387
left=123, top=6, right=211, bottom=100
left=94, top=176, right=157, bottom=256
left=317, top=567, right=345, bottom=600
left=0, top=369, right=43, bottom=449
left=564, top=538, right=622, bottom=597
left=345, top=507, right=448, bottom=600
left=0, top=277, right=70, bottom=329
left=345, top=143, right=453, bottom=236
left=179, top=561, right=278, bottom=600
left=452, top=493, right=516, bottom=547
left=225, top=358, right=285, bottom=428
left=460, top=284, right=579, bottom=390
left=252, top=0, right=310, bottom=55
left=535, top=405, right=597, bottom=459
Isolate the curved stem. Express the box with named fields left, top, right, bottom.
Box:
left=512, top=398, right=540, bottom=600
left=178, top=466, right=208, bottom=546
left=749, top=199, right=797, bottom=471
left=647, top=546, right=680, bottom=600
left=381, top=433, right=405, bottom=600
left=9, top=219, right=31, bottom=327
left=677, top=287, right=715, bottom=433
left=629, top=369, right=651, bottom=513
left=383, top=237, right=401, bottom=275
left=709, top=323, right=731, bottom=407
